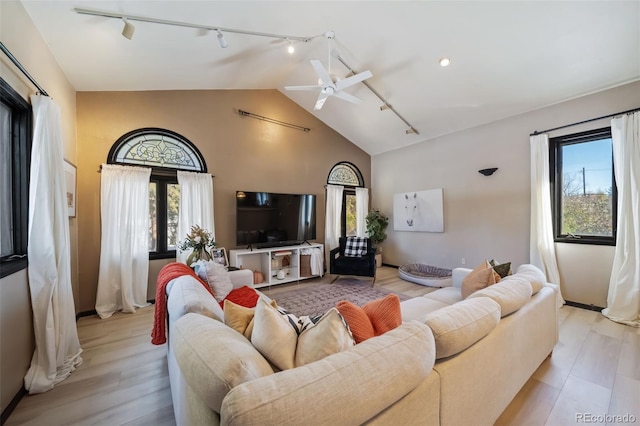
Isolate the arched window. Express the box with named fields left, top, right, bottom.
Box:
left=327, top=162, right=365, bottom=237
left=108, top=128, right=207, bottom=258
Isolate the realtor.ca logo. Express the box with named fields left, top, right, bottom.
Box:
left=576, top=413, right=637, bottom=423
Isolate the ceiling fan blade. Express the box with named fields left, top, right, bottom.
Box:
left=314, top=92, right=329, bottom=110
left=333, top=90, right=363, bottom=104
left=310, top=60, right=333, bottom=86
left=284, top=85, right=321, bottom=91
left=335, top=70, right=372, bottom=91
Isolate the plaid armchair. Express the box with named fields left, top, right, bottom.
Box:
left=329, top=237, right=377, bottom=284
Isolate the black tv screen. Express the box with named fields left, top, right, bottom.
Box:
left=236, top=191, right=317, bottom=248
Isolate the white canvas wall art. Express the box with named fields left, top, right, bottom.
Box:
left=393, top=188, right=444, bottom=232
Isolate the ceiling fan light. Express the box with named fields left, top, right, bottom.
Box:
left=216, top=30, right=228, bottom=48
left=121, top=18, right=135, bottom=40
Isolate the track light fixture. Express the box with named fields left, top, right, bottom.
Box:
left=216, top=30, right=228, bottom=48
left=406, top=128, right=417, bottom=135
left=121, top=18, right=135, bottom=40
left=380, top=103, right=391, bottom=111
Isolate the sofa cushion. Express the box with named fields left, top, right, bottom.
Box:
left=204, top=261, right=234, bottom=302
left=173, top=313, right=275, bottom=413
left=221, top=322, right=436, bottom=426
left=424, top=297, right=500, bottom=359
left=336, top=300, right=375, bottom=343
left=295, top=308, right=355, bottom=367
left=489, top=260, right=512, bottom=278
left=467, top=277, right=532, bottom=317
left=515, top=264, right=546, bottom=295
left=344, top=236, right=368, bottom=257
left=400, top=296, right=450, bottom=322
left=423, top=287, right=464, bottom=305
left=461, top=260, right=501, bottom=299
left=167, top=275, right=225, bottom=323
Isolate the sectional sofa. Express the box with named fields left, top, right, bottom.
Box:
left=164, top=264, right=559, bottom=425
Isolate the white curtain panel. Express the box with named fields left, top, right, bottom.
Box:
left=95, top=164, right=151, bottom=319
left=325, top=184, right=344, bottom=251
left=529, top=134, right=564, bottom=306
left=176, top=170, right=214, bottom=264
left=355, top=187, right=369, bottom=237
left=25, top=95, right=82, bottom=394
left=603, top=112, right=640, bottom=327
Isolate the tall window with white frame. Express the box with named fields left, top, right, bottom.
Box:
left=550, top=127, right=617, bottom=245
left=0, top=78, right=31, bottom=278
left=108, top=128, right=207, bottom=259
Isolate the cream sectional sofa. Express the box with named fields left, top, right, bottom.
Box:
left=165, top=264, right=558, bottom=426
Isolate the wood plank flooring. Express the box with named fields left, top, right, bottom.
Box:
left=6, top=267, right=639, bottom=425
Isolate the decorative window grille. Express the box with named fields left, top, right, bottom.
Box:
left=327, top=162, right=364, bottom=187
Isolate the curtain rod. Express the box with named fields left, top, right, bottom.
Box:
left=530, top=106, right=640, bottom=136
left=0, top=42, right=49, bottom=97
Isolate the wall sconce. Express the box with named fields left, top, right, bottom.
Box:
left=478, top=167, right=498, bottom=176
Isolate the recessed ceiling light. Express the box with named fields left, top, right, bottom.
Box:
left=439, top=57, right=451, bottom=67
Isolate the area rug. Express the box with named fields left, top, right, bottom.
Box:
left=270, top=280, right=410, bottom=317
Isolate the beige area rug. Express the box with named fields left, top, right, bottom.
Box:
left=270, top=280, right=411, bottom=317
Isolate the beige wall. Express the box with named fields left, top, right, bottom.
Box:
left=76, top=89, right=370, bottom=312
left=372, top=80, right=640, bottom=307
left=0, top=0, right=78, bottom=412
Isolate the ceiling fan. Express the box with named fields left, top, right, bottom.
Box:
left=285, top=32, right=373, bottom=110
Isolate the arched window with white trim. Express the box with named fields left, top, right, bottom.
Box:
left=108, top=128, right=207, bottom=258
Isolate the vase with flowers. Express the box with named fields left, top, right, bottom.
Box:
left=178, top=225, right=216, bottom=266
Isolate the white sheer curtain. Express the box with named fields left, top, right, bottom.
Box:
left=355, top=187, right=369, bottom=237
left=530, top=134, right=564, bottom=306
left=325, top=184, right=344, bottom=251
left=603, top=112, right=640, bottom=327
left=25, top=95, right=82, bottom=394
left=95, top=164, right=151, bottom=319
left=177, top=171, right=214, bottom=264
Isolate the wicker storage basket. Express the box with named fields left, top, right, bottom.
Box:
left=300, top=254, right=312, bottom=277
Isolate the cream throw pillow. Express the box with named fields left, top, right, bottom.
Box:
left=461, top=260, right=501, bottom=299
left=250, top=299, right=355, bottom=370
left=295, top=308, right=355, bottom=367
left=251, top=299, right=299, bottom=370
left=224, top=298, right=277, bottom=339
left=204, top=261, right=234, bottom=302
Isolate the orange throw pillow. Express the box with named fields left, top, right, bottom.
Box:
left=461, top=260, right=501, bottom=299
left=337, top=294, right=402, bottom=343
left=363, top=294, right=402, bottom=335
left=336, top=301, right=375, bottom=343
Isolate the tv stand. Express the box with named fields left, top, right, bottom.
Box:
left=229, top=243, right=324, bottom=288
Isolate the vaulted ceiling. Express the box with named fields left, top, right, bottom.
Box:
left=20, top=1, right=640, bottom=155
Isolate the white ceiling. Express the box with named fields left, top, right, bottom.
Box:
left=20, top=1, right=640, bottom=155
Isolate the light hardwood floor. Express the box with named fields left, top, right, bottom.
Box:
left=6, top=267, right=639, bottom=425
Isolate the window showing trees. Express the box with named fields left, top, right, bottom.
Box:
left=327, top=161, right=365, bottom=237
left=0, top=78, right=31, bottom=278
left=109, top=128, right=206, bottom=258
left=550, top=127, right=616, bottom=245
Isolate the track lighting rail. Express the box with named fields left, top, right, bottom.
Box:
left=74, top=8, right=319, bottom=43
left=335, top=53, right=419, bottom=135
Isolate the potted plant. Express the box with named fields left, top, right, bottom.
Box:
left=365, top=210, right=389, bottom=267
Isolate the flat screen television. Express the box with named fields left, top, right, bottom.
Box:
left=236, top=191, right=317, bottom=248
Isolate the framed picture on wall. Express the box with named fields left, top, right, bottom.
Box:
left=212, top=247, right=228, bottom=268
left=64, top=160, right=77, bottom=218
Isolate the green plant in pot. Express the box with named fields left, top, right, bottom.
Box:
left=366, top=210, right=389, bottom=267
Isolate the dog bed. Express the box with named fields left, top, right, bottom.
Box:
left=399, top=264, right=453, bottom=287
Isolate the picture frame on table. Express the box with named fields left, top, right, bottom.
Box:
left=64, top=160, right=77, bottom=217
left=212, top=247, right=228, bottom=268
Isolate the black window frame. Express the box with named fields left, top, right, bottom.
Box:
left=550, top=127, right=617, bottom=246
left=107, top=128, right=206, bottom=260
left=0, top=78, right=32, bottom=278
